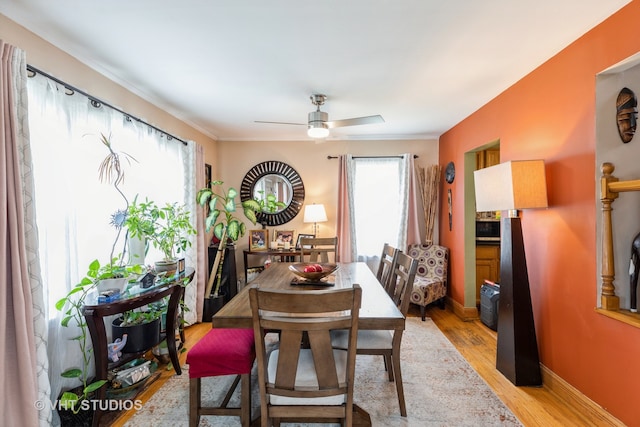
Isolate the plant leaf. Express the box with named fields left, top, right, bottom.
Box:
left=213, top=222, right=225, bottom=240
left=224, top=198, right=236, bottom=212
left=197, top=189, right=212, bottom=206
left=84, top=380, right=108, bottom=394
left=242, top=199, right=260, bottom=212
left=61, top=368, right=82, bottom=378
left=61, top=315, right=74, bottom=327
left=227, top=220, right=240, bottom=241
left=243, top=207, right=257, bottom=225
left=55, top=298, right=67, bottom=311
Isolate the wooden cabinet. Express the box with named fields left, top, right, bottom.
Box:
left=476, top=148, right=500, bottom=170
left=476, top=245, right=500, bottom=305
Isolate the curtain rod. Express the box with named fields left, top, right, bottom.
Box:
left=26, top=64, right=188, bottom=146
left=327, top=155, right=418, bottom=159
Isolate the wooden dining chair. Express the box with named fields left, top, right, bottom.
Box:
left=249, top=284, right=361, bottom=427
left=377, top=243, right=399, bottom=296
left=332, top=251, right=417, bottom=417
left=186, top=328, right=256, bottom=427
left=298, top=236, right=338, bottom=263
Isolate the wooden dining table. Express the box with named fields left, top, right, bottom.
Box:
left=212, top=261, right=406, bottom=426
left=212, top=261, right=405, bottom=331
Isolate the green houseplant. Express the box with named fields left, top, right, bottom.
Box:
left=112, top=304, right=164, bottom=354
left=55, top=259, right=143, bottom=415
left=197, top=180, right=260, bottom=298
left=125, top=197, right=197, bottom=271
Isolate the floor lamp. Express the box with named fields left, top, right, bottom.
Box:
left=474, top=160, right=548, bottom=386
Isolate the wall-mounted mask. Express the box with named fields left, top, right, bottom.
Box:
left=617, top=87, right=637, bottom=143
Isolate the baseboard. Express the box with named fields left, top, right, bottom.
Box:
left=445, top=299, right=623, bottom=425
left=540, top=366, right=625, bottom=427
left=450, top=297, right=479, bottom=321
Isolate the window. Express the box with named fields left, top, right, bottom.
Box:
left=352, top=157, right=404, bottom=257
left=345, top=155, right=414, bottom=271
left=27, top=74, right=190, bottom=319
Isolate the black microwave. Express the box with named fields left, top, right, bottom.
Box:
left=476, top=219, right=500, bottom=242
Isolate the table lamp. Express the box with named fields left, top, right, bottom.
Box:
left=474, top=160, right=547, bottom=386
left=303, top=203, right=327, bottom=237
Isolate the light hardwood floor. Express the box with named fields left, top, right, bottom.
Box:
left=107, top=304, right=618, bottom=427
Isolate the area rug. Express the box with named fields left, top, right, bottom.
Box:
left=124, top=318, right=522, bottom=426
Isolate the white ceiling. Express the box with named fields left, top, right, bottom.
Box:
left=0, top=0, right=631, bottom=142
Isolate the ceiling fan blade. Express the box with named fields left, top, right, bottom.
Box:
left=255, top=120, right=306, bottom=126
left=326, top=115, right=385, bottom=129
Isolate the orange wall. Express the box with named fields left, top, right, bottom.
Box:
left=440, top=2, right=640, bottom=424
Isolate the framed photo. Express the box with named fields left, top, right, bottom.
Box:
left=274, top=230, right=295, bottom=248
left=249, top=229, right=269, bottom=251
left=296, top=233, right=315, bottom=249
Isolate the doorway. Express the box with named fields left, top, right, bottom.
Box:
left=463, top=141, right=500, bottom=313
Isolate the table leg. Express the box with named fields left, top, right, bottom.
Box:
left=166, top=287, right=182, bottom=375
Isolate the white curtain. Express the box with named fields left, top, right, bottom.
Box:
left=343, top=153, right=420, bottom=272
left=26, top=72, right=197, bottom=410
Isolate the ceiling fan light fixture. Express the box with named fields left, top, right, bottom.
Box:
left=307, top=122, right=330, bottom=138
left=307, top=110, right=329, bottom=138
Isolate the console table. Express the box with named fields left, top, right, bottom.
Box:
left=82, top=267, right=195, bottom=426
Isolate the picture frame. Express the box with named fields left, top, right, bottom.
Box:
left=249, top=229, right=269, bottom=251
left=274, top=230, right=295, bottom=248
left=296, top=233, right=315, bottom=249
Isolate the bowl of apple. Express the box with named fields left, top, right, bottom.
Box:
left=288, top=262, right=339, bottom=281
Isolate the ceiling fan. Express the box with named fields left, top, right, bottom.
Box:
left=255, top=94, right=385, bottom=138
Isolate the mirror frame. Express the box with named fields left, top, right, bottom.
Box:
left=240, top=160, right=305, bottom=226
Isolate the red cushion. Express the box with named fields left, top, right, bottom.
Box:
left=187, top=328, right=255, bottom=378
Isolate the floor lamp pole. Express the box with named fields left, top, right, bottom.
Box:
left=496, top=215, right=542, bottom=386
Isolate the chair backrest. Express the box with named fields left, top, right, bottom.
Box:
left=299, top=236, right=338, bottom=263
left=377, top=243, right=399, bottom=296
left=249, top=284, right=361, bottom=422
left=388, top=251, right=418, bottom=316
left=407, top=244, right=449, bottom=281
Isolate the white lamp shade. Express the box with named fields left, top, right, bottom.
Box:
left=474, top=160, right=548, bottom=212
left=303, top=204, right=328, bottom=223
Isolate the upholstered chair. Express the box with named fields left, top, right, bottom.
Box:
left=407, top=244, right=449, bottom=321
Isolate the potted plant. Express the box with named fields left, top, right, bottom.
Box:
left=55, top=259, right=144, bottom=423
left=112, top=305, right=164, bottom=354
left=197, top=180, right=260, bottom=311
left=125, top=197, right=197, bottom=273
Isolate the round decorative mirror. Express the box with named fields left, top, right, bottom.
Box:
left=240, top=161, right=305, bottom=226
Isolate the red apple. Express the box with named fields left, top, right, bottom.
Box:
left=314, top=264, right=323, bottom=272
left=304, top=265, right=317, bottom=273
